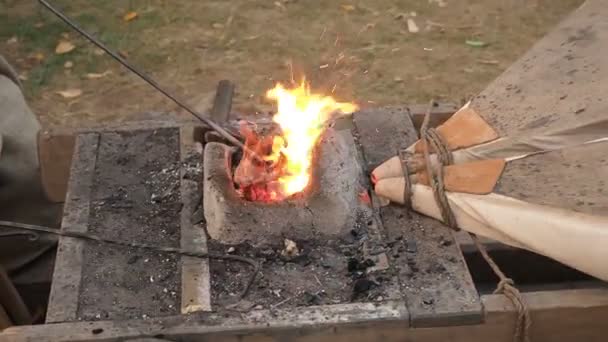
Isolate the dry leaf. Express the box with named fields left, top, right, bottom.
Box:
left=55, top=41, right=76, bottom=54
left=415, top=75, right=433, bottom=81
left=33, top=52, right=45, bottom=62
left=34, top=22, right=44, bottom=28
left=93, top=48, right=105, bottom=56
left=407, top=18, right=419, bottom=33
left=341, top=4, right=355, bottom=11
left=56, top=89, right=83, bottom=99
left=124, top=11, right=138, bottom=22
left=274, top=1, right=286, bottom=10
left=64, top=61, right=74, bottom=69
left=85, top=70, right=112, bottom=79
left=18, top=74, right=28, bottom=81
left=6, top=36, right=18, bottom=44
left=319, top=64, right=329, bottom=69
left=212, top=23, right=224, bottom=29
left=478, top=59, right=499, bottom=65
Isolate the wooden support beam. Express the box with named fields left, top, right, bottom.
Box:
left=408, top=102, right=458, bottom=131
left=179, top=127, right=211, bottom=314
left=6, top=288, right=608, bottom=342
left=45, top=133, right=99, bottom=323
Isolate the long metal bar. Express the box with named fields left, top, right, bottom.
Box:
left=38, top=0, right=246, bottom=151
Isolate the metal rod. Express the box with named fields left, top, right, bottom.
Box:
left=38, top=0, right=246, bottom=151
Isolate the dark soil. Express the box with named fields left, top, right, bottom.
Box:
left=77, top=128, right=182, bottom=321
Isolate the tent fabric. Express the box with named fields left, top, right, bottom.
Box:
left=373, top=0, right=608, bottom=281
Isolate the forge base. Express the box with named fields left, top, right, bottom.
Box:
left=203, top=128, right=367, bottom=246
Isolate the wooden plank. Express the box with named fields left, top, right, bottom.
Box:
left=37, top=119, right=200, bottom=204
left=179, top=127, right=211, bottom=314
left=408, top=102, right=459, bottom=131
left=75, top=128, right=182, bottom=321
left=210, top=80, right=235, bottom=123
left=353, top=107, right=482, bottom=327
left=6, top=288, right=608, bottom=342
left=37, top=130, right=76, bottom=203
left=45, top=133, right=99, bottom=323
left=353, top=107, right=417, bottom=172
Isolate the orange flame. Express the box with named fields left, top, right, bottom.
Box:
left=264, top=81, right=358, bottom=197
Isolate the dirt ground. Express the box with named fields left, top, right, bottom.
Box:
left=0, top=0, right=583, bottom=127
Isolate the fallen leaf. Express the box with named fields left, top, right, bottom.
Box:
left=33, top=52, right=45, bottom=62
left=64, top=61, right=74, bottom=69
left=393, top=76, right=404, bottom=83
left=429, top=0, right=448, bottom=7
left=34, top=22, right=44, bottom=28
left=274, top=1, right=286, bottom=10
left=478, top=59, right=499, bottom=65
left=465, top=39, right=488, bottom=47
left=212, top=23, right=224, bottom=29
left=85, top=70, right=112, bottom=79
left=341, top=4, right=355, bottom=11
left=55, top=40, right=76, bottom=54
left=93, top=48, right=105, bottom=56
left=407, top=18, right=419, bottom=33
left=6, top=36, right=18, bottom=44
left=415, top=75, right=433, bottom=81
left=123, top=11, right=138, bottom=22
left=118, top=50, right=129, bottom=58
left=61, top=32, right=70, bottom=39
left=56, top=89, right=83, bottom=99
left=319, top=64, right=329, bottom=69
left=18, top=74, right=28, bottom=81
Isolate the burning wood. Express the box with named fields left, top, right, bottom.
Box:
left=234, top=81, right=357, bottom=202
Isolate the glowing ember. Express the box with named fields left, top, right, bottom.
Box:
left=234, top=80, right=357, bottom=202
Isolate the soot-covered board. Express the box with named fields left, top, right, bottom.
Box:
left=46, top=126, right=208, bottom=322
left=353, top=108, right=483, bottom=327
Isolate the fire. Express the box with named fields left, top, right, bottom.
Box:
left=234, top=80, right=357, bottom=202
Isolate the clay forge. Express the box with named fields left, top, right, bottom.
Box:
left=203, top=82, right=369, bottom=246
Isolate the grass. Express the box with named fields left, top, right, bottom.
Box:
left=0, top=0, right=584, bottom=126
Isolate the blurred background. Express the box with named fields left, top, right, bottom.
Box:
left=0, top=0, right=582, bottom=126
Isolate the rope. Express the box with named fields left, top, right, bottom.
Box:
left=471, top=234, right=532, bottom=342
left=416, top=100, right=531, bottom=342
left=419, top=101, right=459, bottom=231
left=398, top=149, right=413, bottom=211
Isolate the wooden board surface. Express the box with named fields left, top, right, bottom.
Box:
left=44, top=128, right=211, bottom=322
left=353, top=107, right=483, bottom=327
left=45, top=133, right=99, bottom=323
left=6, top=288, right=608, bottom=342
left=353, top=107, right=417, bottom=172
